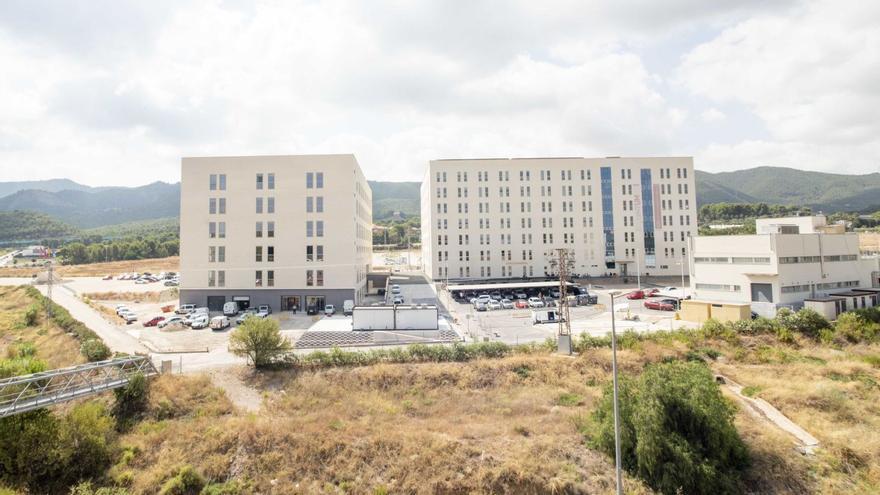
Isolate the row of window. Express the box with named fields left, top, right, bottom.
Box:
left=695, top=283, right=742, bottom=292
left=694, top=256, right=772, bottom=265
left=778, top=254, right=858, bottom=264
left=255, top=173, right=276, bottom=190
left=209, top=174, right=227, bottom=191
left=436, top=183, right=689, bottom=199
left=436, top=231, right=688, bottom=247
left=436, top=200, right=692, bottom=216
left=209, top=198, right=226, bottom=214
left=255, top=197, right=275, bottom=214
left=436, top=167, right=688, bottom=184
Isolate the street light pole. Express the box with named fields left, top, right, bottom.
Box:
left=609, top=291, right=624, bottom=495
left=680, top=249, right=686, bottom=299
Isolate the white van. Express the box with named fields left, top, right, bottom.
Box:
left=343, top=300, right=354, bottom=316
left=210, top=316, right=230, bottom=331
left=532, top=308, right=562, bottom=324
left=176, top=304, right=195, bottom=315
left=223, top=302, right=239, bottom=316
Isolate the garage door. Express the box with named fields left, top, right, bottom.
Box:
left=207, top=296, right=225, bottom=312
left=750, top=283, right=773, bottom=303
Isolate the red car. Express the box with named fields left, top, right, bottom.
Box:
left=143, top=316, right=165, bottom=327
left=645, top=288, right=660, bottom=297
left=644, top=299, right=676, bottom=311
left=514, top=299, right=529, bottom=309
left=627, top=290, right=645, bottom=300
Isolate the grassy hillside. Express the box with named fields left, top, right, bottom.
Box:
left=0, top=210, right=78, bottom=242
left=696, top=167, right=880, bottom=212
left=369, top=180, right=420, bottom=219
left=0, top=286, right=84, bottom=369
left=82, top=217, right=179, bottom=239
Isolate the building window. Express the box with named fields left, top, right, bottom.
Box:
left=256, top=173, right=264, bottom=190
left=267, top=197, right=275, bottom=213
left=218, top=246, right=225, bottom=262
left=316, top=270, right=324, bottom=286
left=218, top=222, right=225, bottom=238
left=307, top=172, right=314, bottom=188
left=316, top=245, right=324, bottom=261
left=267, top=270, right=274, bottom=287
left=219, top=174, right=226, bottom=190
left=209, top=246, right=216, bottom=262
left=209, top=198, right=217, bottom=214
left=316, top=221, right=324, bottom=237
left=256, top=221, right=263, bottom=238
left=267, top=246, right=274, bottom=262
left=268, top=173, right=275, bottom=190
left=255, top=271, right=263, bottom=287
left=306, top=245, right=314, bottom=262
left=306, top=270, right=314, bottom=286
left=306, top=221, right=313, bottom=237
left=316, top=197, right=323, bottom=212
left=256, top=197, right=263, bottom=213
left=210, top=174, right=217, bottom=190
left=267, top=221, right=274, bottom=238
left=316, top=172, right=324, bottom=188
left=255, top=246, right=262, bottom=262
left=209, top=222, right=216, bottom=238
left=208, top=270, right=216, bottom=287
left=217, top=270, right=225, bottom=287
left=306, top=197, right=313, bottom=212
left=219, top=198, right=226, bottom=214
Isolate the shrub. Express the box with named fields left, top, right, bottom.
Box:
left=69, top=481, right=130, bottom=494
left=159, top=465, right=205, bottom=495
left=113, top=373, right=149, bottom=430
left=778, top=308, right=830, bottom=339
left=59, top=402, right=116, bottom=481
left=0, top=355, right=46, bottom=379
left=228, top=317, right=292, bottom=368
left=0, top=410, right=65, bottom=490
left=200, top=481, right=246, bottom=495
left=592, top=361, right=749, bottom=495
left=81, top=338, right=112, bottom=362
left=834, top=312, right=880, bottom=344
left=556, top=392, right=583, bottom=407
left=23, top=303, right=39, bottom=327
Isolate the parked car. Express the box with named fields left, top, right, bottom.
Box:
left=143, top=316, right=165, bottom=327
left=500, top=299, right=514, bottom=309
left=527, top=297, right=545, bottom=308
left=644, top=299, right=676, bottom=311
left=627, top=290, right=645, bottom=300
left=134, top=278, right=149, bottom=285
left=645, top=288, right=660, bottom=297
left=514, top=299, right=529, bottom=309
left=324, top=304, right=336, bottom=316
left=392, top=295, right=404, bottom=305
left=210, top=316, right=230, bottom=331
left=190, top=314, right=210, bottom=329
left=115, top=304, right=129, bottom=315
left=660, top=298, right=680, bottom=310
left=514, top=292, right=528, bottom=300
left=164, top=279, right=179, bottom=287
left=236, top=308, right=259, bottom=324
left=484, top=300, right=499, bottom=310
left=158, top=316, right=184, bottom=328
left=474, top=301, right=488, bottom=311
left=176, top=304, right=195, bottom=315
left=391, top=285, right=401, bottom=294
left=343, top=300, right=354, bottom=316
left=102, top=275, right=113, bottom=280
left=258, top=304, right=272, bottom=315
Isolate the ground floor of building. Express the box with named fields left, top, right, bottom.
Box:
left=179, top=288, right=357, bottom=315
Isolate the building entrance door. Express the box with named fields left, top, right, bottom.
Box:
left=233, top=296, right=251, bottom=311
left=750, top=283, right=773, bottom=303
left=306, top=296, right=325, bottom=315
left=206, top=296, right=225, bottom=312
left=281, top=296, right=301, bottom=312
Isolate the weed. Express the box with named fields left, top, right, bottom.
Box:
left=556, top=392, right=583, bottom=407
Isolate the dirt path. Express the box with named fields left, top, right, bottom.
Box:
left=205, top=366, right=263, bottom=412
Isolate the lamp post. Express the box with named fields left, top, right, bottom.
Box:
left=608, top=290, right=625, bottom=495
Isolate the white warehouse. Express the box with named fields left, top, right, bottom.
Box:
left=689, top=215, right=880, bottom=316
left=421, top=157, right=697, bottom=282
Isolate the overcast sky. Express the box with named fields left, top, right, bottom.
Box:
left=0, top=0, right=878, bottom=186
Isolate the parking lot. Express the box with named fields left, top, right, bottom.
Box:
left=441, top=282, right=699, bottom=345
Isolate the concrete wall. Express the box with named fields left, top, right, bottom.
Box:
left=680, top=300, right=750, bottom=323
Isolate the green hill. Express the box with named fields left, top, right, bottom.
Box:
left=0, top=210, right=78, bottom=242
left=368, top=181, right=420, bottom=219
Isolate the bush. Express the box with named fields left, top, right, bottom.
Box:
left=200, top=481, right=246, bottom=495
left=81, top=338, right=112, bottom=362
left=0, top=410, right=65, bottom=491
left=59, top=402, right=116, bottom=482
left=834, top=312, right=880, bottom=344
left=159, top=465, right=205, bottom=495
left=113, top=373, right=149, bottom=430
left=23, top=303, right=39, bottom=327
left=69, top=481, right=130, bottom=494
left=778, top=308, right=830, bottom=339
left=228, top=318, right=292, bottom=368
left=592, top=361, right=749, bottom=495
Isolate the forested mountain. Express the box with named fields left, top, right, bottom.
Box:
left=368, top=181, right=421, bottom=219
left=0, top=211, right=78, bottom=242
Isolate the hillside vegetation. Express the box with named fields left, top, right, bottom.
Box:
left=0, top=210, right=78, bottom=242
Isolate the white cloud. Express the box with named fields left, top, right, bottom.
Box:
left=700, top=108, right=726, bottom=123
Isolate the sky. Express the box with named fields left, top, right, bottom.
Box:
left=0, top=0, right=878, bottom=186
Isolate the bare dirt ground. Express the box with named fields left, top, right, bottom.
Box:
left=0, top=256, right=180, bottom=278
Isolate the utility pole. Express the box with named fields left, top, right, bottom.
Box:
left=45, top=262, right=54, bottom=331
left=550, top=248, right=573, bottom=355
left=609, top=291, right=624, bottom=495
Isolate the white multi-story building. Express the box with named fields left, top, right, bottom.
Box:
left=689, top=215, right=880, bottom=316
left=421, top=157, right=697, bottom=282
left=180, top=154, right=372, bottom=313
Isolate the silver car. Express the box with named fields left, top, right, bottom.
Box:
left=500, top=298, right=514, bottom=309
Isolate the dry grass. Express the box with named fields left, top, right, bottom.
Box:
left=0, top=256, right=179, bottom=278
left=0, top=286, right=84, bottom=368
left=82, top=290, right=177, bottom=303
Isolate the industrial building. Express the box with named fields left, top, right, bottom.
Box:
left=689, top=215, right=880, bottom=317
left=421, top=157, right=697, bottom=282
left=179, top=154, right=372, bottom=313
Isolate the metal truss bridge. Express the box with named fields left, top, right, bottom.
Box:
left=0, top=356, right=158, bottom=418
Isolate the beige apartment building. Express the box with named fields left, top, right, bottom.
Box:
left=689, top=215, right=880, bottom=317
left=179, top=154, right=372, bottom=313
left=421, top=157, right=697, bottom=282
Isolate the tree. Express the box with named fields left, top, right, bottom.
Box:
left=592, top=361, right=749, bottom=495
left=229, top=317, right=292, bottom=368
left=112, top=372, right=149, bottom=430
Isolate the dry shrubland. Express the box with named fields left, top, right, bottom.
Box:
left=0, top=286, right=84, bottom=368
left=0, top=256, right=179, bottom=278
